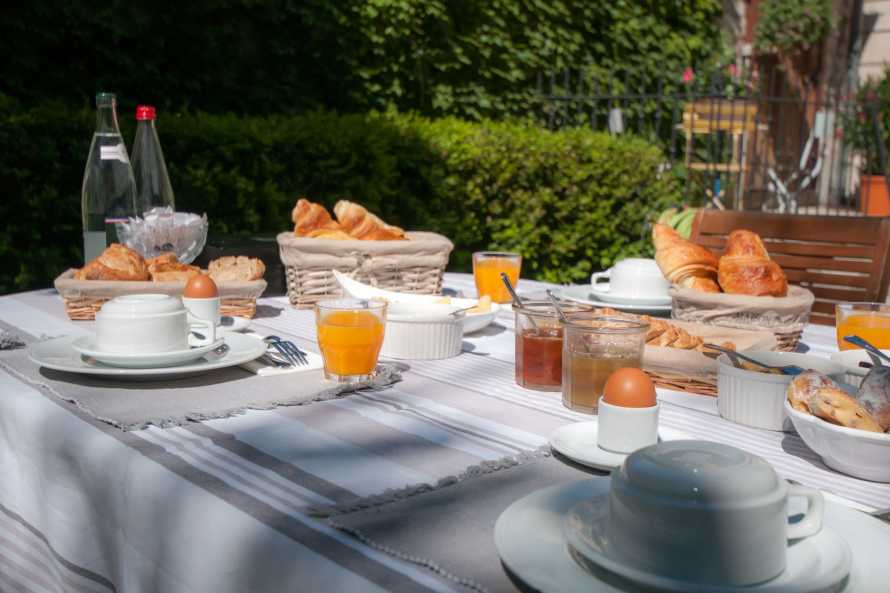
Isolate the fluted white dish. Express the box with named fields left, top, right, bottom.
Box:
left=717, top=352, right=845, bottom=432
left=333, top=270, right=502, bottom=334
left=829, top=348, right=890, bottom=388
left=379, top=303, right=464, bottom=360
left=785, top=400, right=890, bottom=482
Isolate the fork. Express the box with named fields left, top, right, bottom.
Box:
left=263, top=336, right=309, bottom=366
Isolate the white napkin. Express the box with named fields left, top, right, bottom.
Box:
left=237, top=333, right=325, bottom=376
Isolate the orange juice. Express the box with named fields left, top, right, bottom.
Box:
left=474, top=255, right=521, bottom=303
left=317, top=310, right=385, bottom=376
left=837, top=312, right=890, bottom=350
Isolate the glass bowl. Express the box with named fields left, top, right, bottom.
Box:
left=116, top=207, right=208, bottom=264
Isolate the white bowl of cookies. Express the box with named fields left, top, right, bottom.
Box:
left=785, top=370, right=890, bottom=482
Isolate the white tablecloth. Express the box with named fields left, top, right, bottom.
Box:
left=0, top=274, right=887, bottom=593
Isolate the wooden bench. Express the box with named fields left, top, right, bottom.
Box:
left=689, top=210, right=890, bottom=325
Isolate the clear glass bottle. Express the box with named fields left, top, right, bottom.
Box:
left=131, top=105, right=175, bottom=213
left=81, top=92, right=138, bottom=262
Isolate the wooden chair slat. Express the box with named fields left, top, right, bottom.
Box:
left=695, top=235, right=875, bottom=259
left=694, top=211, right=884, bottom=245
left=783, top=269, right=871, bottom=289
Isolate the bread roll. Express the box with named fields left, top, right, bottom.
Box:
left=808, top=387, right=883, bottom=432
left=75, top=244, right=150, bottom=281
left=652, top=224, right=720, bottom=292
left=208, top=256, right=266, bottom=282
left=333, top=201, right=406, bottom=241
left=305, top=228, right=354, bottom=240
left=787, top=371, right=838, bottom=413
left=717, top=230, right=788, bottom=297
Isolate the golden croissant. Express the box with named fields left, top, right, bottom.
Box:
left=717, top=230, right=787, bottom=297
left=652, top=223, right=720, bottom=293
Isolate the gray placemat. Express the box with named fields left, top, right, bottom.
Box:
left=0, top=343, right=401, bottom=431
left=330, top=456, right=599, bottom=593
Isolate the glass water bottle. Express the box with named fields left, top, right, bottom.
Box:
left=131, top=105, right=175, bottom=213
left=81, top=92, right=138, bottom=262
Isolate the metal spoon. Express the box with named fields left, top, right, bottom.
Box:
left=545, top=289, right=570, bottom=324
left=203, top=342, right=230, bottom=361
left=501, top=272, right=537, bottom=330
left=704, top=343, right=804, bottom=376
left=844, top=335, right=890, bottom=366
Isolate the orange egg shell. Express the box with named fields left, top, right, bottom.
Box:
left=184, top=273, right=219, bottom=298
left=603, top=368, right=656, bottom=408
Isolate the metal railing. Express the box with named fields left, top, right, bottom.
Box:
left=536, top=66, right=889, bottom=216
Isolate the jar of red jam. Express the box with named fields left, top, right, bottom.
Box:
left=514, top=300, right=592, bottom=391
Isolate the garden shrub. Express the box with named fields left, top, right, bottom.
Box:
left=0, top=98, right=680, bottom=293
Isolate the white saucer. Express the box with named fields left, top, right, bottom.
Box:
left=29, top=333, right=267, bottom=379
left=591, top=283, right=672, bottom=306
left=218, top=316, right=251, bottom=333
left=558, top=285, right=671, bottom=315
left=72, top=336, right=225, bottom=368
left=565, top=492, right=851, bottom=593
left=495, top=478, right=886, bottom=593
left=549, top=420, right=690, bottom=471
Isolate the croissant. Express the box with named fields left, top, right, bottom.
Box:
left=717, top=230, right=787, bottom=297
left=75, top=244, right=150, bottom=281
left=292, top=198, right=343, bottom=237
left=333, top=201, right=407, bottom=241
left=306, top=228, right=354, bottom=240
left=652, top=224, right=720, bottom=293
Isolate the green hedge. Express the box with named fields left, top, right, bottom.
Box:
left=0, top=99, right=679, bottom=293
left=2, top=1, right=721, bottom=120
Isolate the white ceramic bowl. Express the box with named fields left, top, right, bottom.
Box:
left=717, top=352, right=845, bottom=432
left=829, top=348, right=890, bottom=388
left=333, top=270, right=502, bottom=335
left=379, top=303, right=464, bottom=360
left=785, top=400, right=890, bottom=482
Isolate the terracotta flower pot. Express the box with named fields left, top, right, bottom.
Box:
left=861, top=175, right=890, bottom=217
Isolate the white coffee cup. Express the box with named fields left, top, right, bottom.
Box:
left=95, top=294, right=216, bottom=354
left=591, top=258, right=669, bottom=298
left=182, top=296, right=221, bottom=327
left=606, top=441, right=824, bottom=586
left=597, top=399, right=659, bottom=454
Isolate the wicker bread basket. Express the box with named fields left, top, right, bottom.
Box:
left=669, top=285, right=815, bottom=351
left=277, top=231, right=454, bottom=308
left=53, top=269, right=267, bottom=320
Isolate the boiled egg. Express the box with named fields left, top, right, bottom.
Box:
left=184, top=273, right=219, bottom=299
left=603, top=368, right=656, bottom=408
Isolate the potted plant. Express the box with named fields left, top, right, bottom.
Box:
left=846, top=67, right=890, bottom=216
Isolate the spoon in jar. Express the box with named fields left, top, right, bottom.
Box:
left=546, top=289, right=590, bottom=353
left=501, top=272, right=537, bottom=330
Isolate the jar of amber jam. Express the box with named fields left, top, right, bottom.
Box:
left=514, top=300, right=592, bottom=391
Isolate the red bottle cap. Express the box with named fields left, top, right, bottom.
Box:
left=136, top=105, right=156, bottom=120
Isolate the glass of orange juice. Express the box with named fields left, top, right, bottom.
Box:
left=316, top=299, right=387, bottom=382
left=836, top=302, right=890, bottom=350
left=473, top=251, right=521, bottom=304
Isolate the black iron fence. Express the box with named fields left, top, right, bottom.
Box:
left=536, top=66, right=889, bottom=216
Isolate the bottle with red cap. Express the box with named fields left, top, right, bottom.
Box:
left=131, top=105, right=175, bottom=213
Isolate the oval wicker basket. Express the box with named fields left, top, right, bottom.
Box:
left=669, top=285, right=815, bottom=351
left=277, top=231, right=454, bottom=308
left=53, top=269, right=267, bottom=320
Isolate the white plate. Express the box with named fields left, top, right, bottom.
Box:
left=495, top=478, right=888, bottom=593
left=591, top=283, right=672, bottom=306
left=218, top=316, right=251, bottom=333
left=29, top=333, right=267, bottom=379
left=72, top=336, right=225, bottom=368
left=565, top=491, right=851, bottom=593
left=558, top=285, right=672, bottom=315
left=549, top=420, right=690, bottom=471
left=333, top=270, right=504, bottom=334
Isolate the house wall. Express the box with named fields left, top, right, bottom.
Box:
left=861, top=0, right=890, bottom=80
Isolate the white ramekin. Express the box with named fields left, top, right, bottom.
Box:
left=380, top=304, right=464, bottom=360
left=717, top=352, right=845, bottom=432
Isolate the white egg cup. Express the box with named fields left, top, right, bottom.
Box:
left=596, top=399, right=659, bottom=454
left=182, top=295, right=221, bottom=327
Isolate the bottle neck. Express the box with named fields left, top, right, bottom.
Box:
left=96, top=103, right=122, bottom=134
